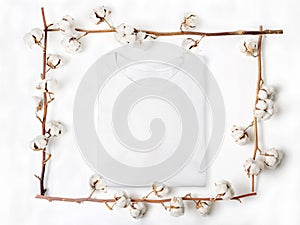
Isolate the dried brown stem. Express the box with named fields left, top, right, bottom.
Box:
left=142, top=190, right=154, bottom=199
left=251, top=25, right=264, bottom=192
left=35, top=192, right=256, bottom=204
left=75, top=28, right=115, bottom=34
left=47, top=28, right=60, bottom=32
left=74, top=27, right=282, bottom=37
left=35, top=112, right=43, bottom=123
left=87, top=189, right=96, bottom=199
left=251, top=175, right=255, bottom=193
left=103, top=18, right=115, bottom=29
left=244, top=121, right=254, bottom=131
left=39, top=7, right=49, bottom=196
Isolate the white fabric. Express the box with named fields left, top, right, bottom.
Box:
left=95, top=62, right=207, bottom=186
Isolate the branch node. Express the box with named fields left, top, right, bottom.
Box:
left=105, top=202, right=115, bottom=210
left=34, top=174, right=41, bottom=181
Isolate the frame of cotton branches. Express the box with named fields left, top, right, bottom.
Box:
left=26, top=6, right=283, bottom=219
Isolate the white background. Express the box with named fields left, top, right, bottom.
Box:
left=1, top=0, right=299, bottom=224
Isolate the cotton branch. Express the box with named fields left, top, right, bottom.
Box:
left=74, top=27, right=282, bottom=37
left=39, top=7, right=49, bottom=196
left=35, top=192, right=256, bottom=204
left=251, top=26, right=264, bottom=193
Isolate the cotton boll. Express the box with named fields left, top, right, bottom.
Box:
left=121, top=34, right=137, bottom=45
left=57, top=15, right=75, bottom=34
left=46, top=54, right=63, bottom=69
left=136, top=31, right=147, bottom=42
left=89, top=6, right=111, bottom=25
left=255, top=83, right=276, bottom=121
left=89, top=174, right=107, bottom=191
left=130, top=202, right=147, bottom=219
left=114, top=23, right=137, bottom=45
left=262, top=148, right=283, bottom=169
left=265, top=99, right=275, bottom=110
left=181, top=13, right=199, bottom=30
left=30, top=135, right=48, bottom=150
left=265, top=101, right=275, bottom=117
left=256, top=100, right=268, bottom=110
left=24, top=28, right=43, bottom=48
left=243, top=158, right=264, bottom=177
left=257, top=84, right=275, bottom=105
left=254, top=109, right=266, bottom=119
left=254, top=99, right=275, bottom=121
left=136, top=31, right=157, bottom=42
left=138, top=32, right=157, bottom=44
left=61, top=35, right=82, bottom=54
left=231, top=125, right=249, bottom=145
left=258, top=89, right=268, bottom=99
left=169, top=197, right=184, bottom=217
left=114, top=191, right=131, bottom=208
left=45, top=121, right=64, bottom=137
left=182, top=38, right=198, bottom=50
left=241, top=40, right=257, bottom=56
left=197, top=201, right=212, bottom=215
left=215, top=180, right=234, bottom=200
left=36, top=79, right=58, bottom=93
left=152, top=182, right=169, bottom=197
left=260, top=85, right=276, bottom=99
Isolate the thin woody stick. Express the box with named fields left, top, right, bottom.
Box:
left=74, top=27, right=282, bottom=36
left=35, top=192, right=256, bottom=204
left=251, top=25, right=264, bottom=192
left=39, top=7, right=50, bottom=196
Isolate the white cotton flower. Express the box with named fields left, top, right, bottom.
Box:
left=136, top=31, right=157, bottom=43
left=231, top=125, right=249, bottom=145
left=33, top=96, right=43, bottom=111
left=243, top=158, right=264, bottom=177
left=46, top=54, right=63, bottom=69
left=45, top=121, right=64, bottom=138
left=36, top=79, right=58, bottom=92
left=30, top=135, right=48, bottom=150
left=215, top=180, right=234, bottom=200
left=57, top=15, right=75, bottom=34
left=261, top=148, right=283, bottom=169
left=259, top=85, right=275, bottom=100
left=181, top=13, right=199, bottom=30
left=197, top=201, right=212, bottom=215
left=114, top=23, right=137, bottom=45
left=265, top=99, right=275, bottom=111
left=255, top=84, right=275, bottom=121
left=89, top=174, right=107, bottom=191
left=24, top=28, right=43, bottom=48
left=256, top=100, right=268, bottom=110
left=89, top=6, right=111, bottom=25
left=114, top=191, right=131, bottom=208
left=136, top=31, right=147, bottom=42
left=254, top=109, right=267, bottom=120
left=152, top=182, right=169, bottom=197
left=258, top=89, right=268, bottom=100
left=169, top=196, right=184, bottom=217
left=181, top=38, right=199, bottom=50
left=130, top=202, right=147, bottom=219
left=61, top=35, right=82, bottom=54
left=254, top=99, right=275, bottom=121
left=241, top=40, right=258, bottom=56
